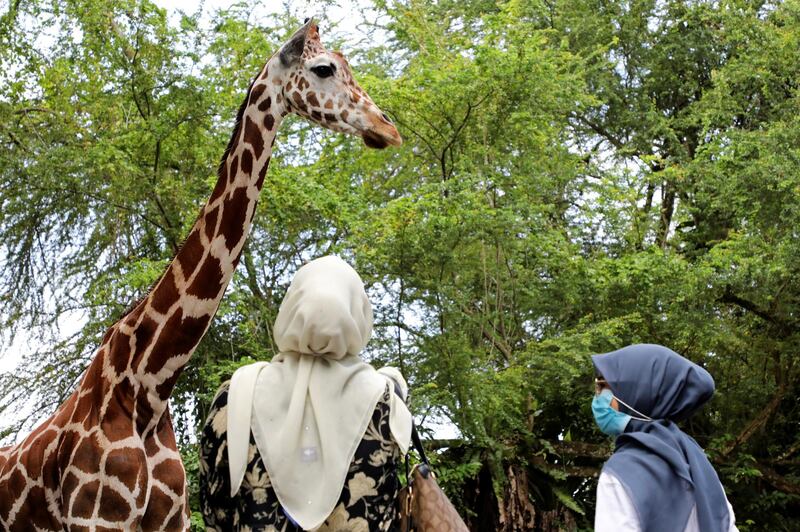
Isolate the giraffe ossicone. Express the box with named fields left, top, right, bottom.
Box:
left=0, top=18, right=400, bottom=531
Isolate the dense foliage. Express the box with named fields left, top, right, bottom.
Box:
left=1, top=0, right=798, bottom=529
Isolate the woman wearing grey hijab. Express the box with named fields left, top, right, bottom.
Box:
left=199, top=256, right=412, bottom=531
left=591, top=344, right=738, bottom=532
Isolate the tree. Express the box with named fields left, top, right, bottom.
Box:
left=1, top=0, right=798, bottom=529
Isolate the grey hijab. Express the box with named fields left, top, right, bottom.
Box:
left=592, top=344, right=730, bottom=532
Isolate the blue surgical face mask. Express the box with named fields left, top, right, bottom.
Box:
left=592, top=389, right=631, bottom=437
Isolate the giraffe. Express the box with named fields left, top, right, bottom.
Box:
left=0, top=19, right=401, bottom=531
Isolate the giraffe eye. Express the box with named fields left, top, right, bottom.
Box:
left=310, top=64, right=336, bottom=78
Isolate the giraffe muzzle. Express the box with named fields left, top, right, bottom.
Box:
left=363, top=119, right=402, bottom=149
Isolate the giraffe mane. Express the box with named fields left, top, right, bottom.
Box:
left=218, top=82, right=252, bottom=177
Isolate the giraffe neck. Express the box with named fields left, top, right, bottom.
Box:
left=99, top=67, right=287, bottom=433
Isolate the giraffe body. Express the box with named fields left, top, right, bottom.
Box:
left=0, top=19, right=400, bottom=530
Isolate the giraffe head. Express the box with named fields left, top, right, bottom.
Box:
left=270, top=19, right=402, bottom=149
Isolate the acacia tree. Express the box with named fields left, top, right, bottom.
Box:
left=1, top=0, right=799, bottom=530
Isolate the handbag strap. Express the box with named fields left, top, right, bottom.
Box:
left=390, top=381, right=432, bottom=480
left=389, top=381, right=429, bottom=465
left=411, top=423, right=431, bottom=469
left=389, top=381, right=437, bottom=532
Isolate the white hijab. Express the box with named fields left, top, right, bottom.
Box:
left=226, top=256, right=412, bottom=530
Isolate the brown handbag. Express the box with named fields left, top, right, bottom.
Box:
left=398, top=425, right=470, bottom=532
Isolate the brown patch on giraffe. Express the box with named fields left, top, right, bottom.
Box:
left=98, top=485, right=131, bottom=522
left=311, top=110, right=322, bottom=121
left=144, top=309, right=212, bottom=377
left=204, top=206, right=218, bottom=241
left=144, top=432, right=160, bottom=457
left=134, top=384, right=155, bottom=434
left=307, top=91, right=320, bottom=107
left=324, top=99, right=334, bottom=109
left=341, top=109, right=349, bottom=121
left=241, top=149, right=253, bottom=176
left=104, top=446, right=145, bottom=492
left=229, top=130, right=240, bottom=157
left=297, top=77, right=309, bottom=91
left=101, top=402, right=134, bottom=442
left=152, top=458, right=183, bottom=484
left=82, top=351, right=105, bottom=381
left=56, top=429, right=81, bottom=469
left=210, top=171, right=227, bottom=204
left=51, top=401, right=72, bottom=428
left=352, top=92, right=361, bottom=103
left=60, top=470, right=80, bottom=502
left=99, top=326, right=114, bottom=346
left=156, top=368, right=184, bottom=401
left=10, top=485, right=54, bottom=530
left=256, top=157, right=271, bottom=190
left=1, top=468, right=26, bottom=516
left=292, top=91, right=306, bottom=111
left=132, top=315, right=159, bottom=375
left=164, top=510, right=186, bottom=531
left=151, top=269, right=179, bottom=315
left=107, top=329, right=132, bottom=375
left=276, top=93, right=283, bottom=104
left=72, top=433, right=101, bottom=474
left=244, top=116, right=264, bottom=159
left=20, top=427, right=57, bottom=480
left=258, top=96, right=271, bottom=112
left=248, top=84, right=266, bottom=107
left=286, top=81, right=293, bottom=92
left=139, top=485, right=172, bottom=530
left=0, top=491, right=10, bottom=523
left=186, top=255, right=225, bottom=300
left=72, top=384, right=105, bottom=430
left=72, top=479, right=100, bottom=518
left=217, top=186, right=250, bottom=252
left=325, top=113, right=337, bottom=123
left=123, top=305, right=143, bottom=328
left=157, top=411, right=176, bottom=444
left=264, top=113, right=275, bottom=131
left=111, top=377, right=135, bottom=415
left=229, top=155, right=239, bottom=184
left=176, top=229, right=203, bottom=281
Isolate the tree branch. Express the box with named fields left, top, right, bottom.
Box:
left=721, top=385, right=786, bottom=458
left=754, top=462, right=800, bottom=495
left=719, top=288, right=793, bottom=333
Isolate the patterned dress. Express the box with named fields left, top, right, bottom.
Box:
left=199, top=381, right=401, bottom=531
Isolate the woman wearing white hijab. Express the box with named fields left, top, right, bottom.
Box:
left=199, top=256, right=412, bottom=531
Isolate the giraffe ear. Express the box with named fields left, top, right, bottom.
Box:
left=280, top=18, right=314, bottom=67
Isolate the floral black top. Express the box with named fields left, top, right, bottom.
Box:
left=199, top=381, right=401, bottom=531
